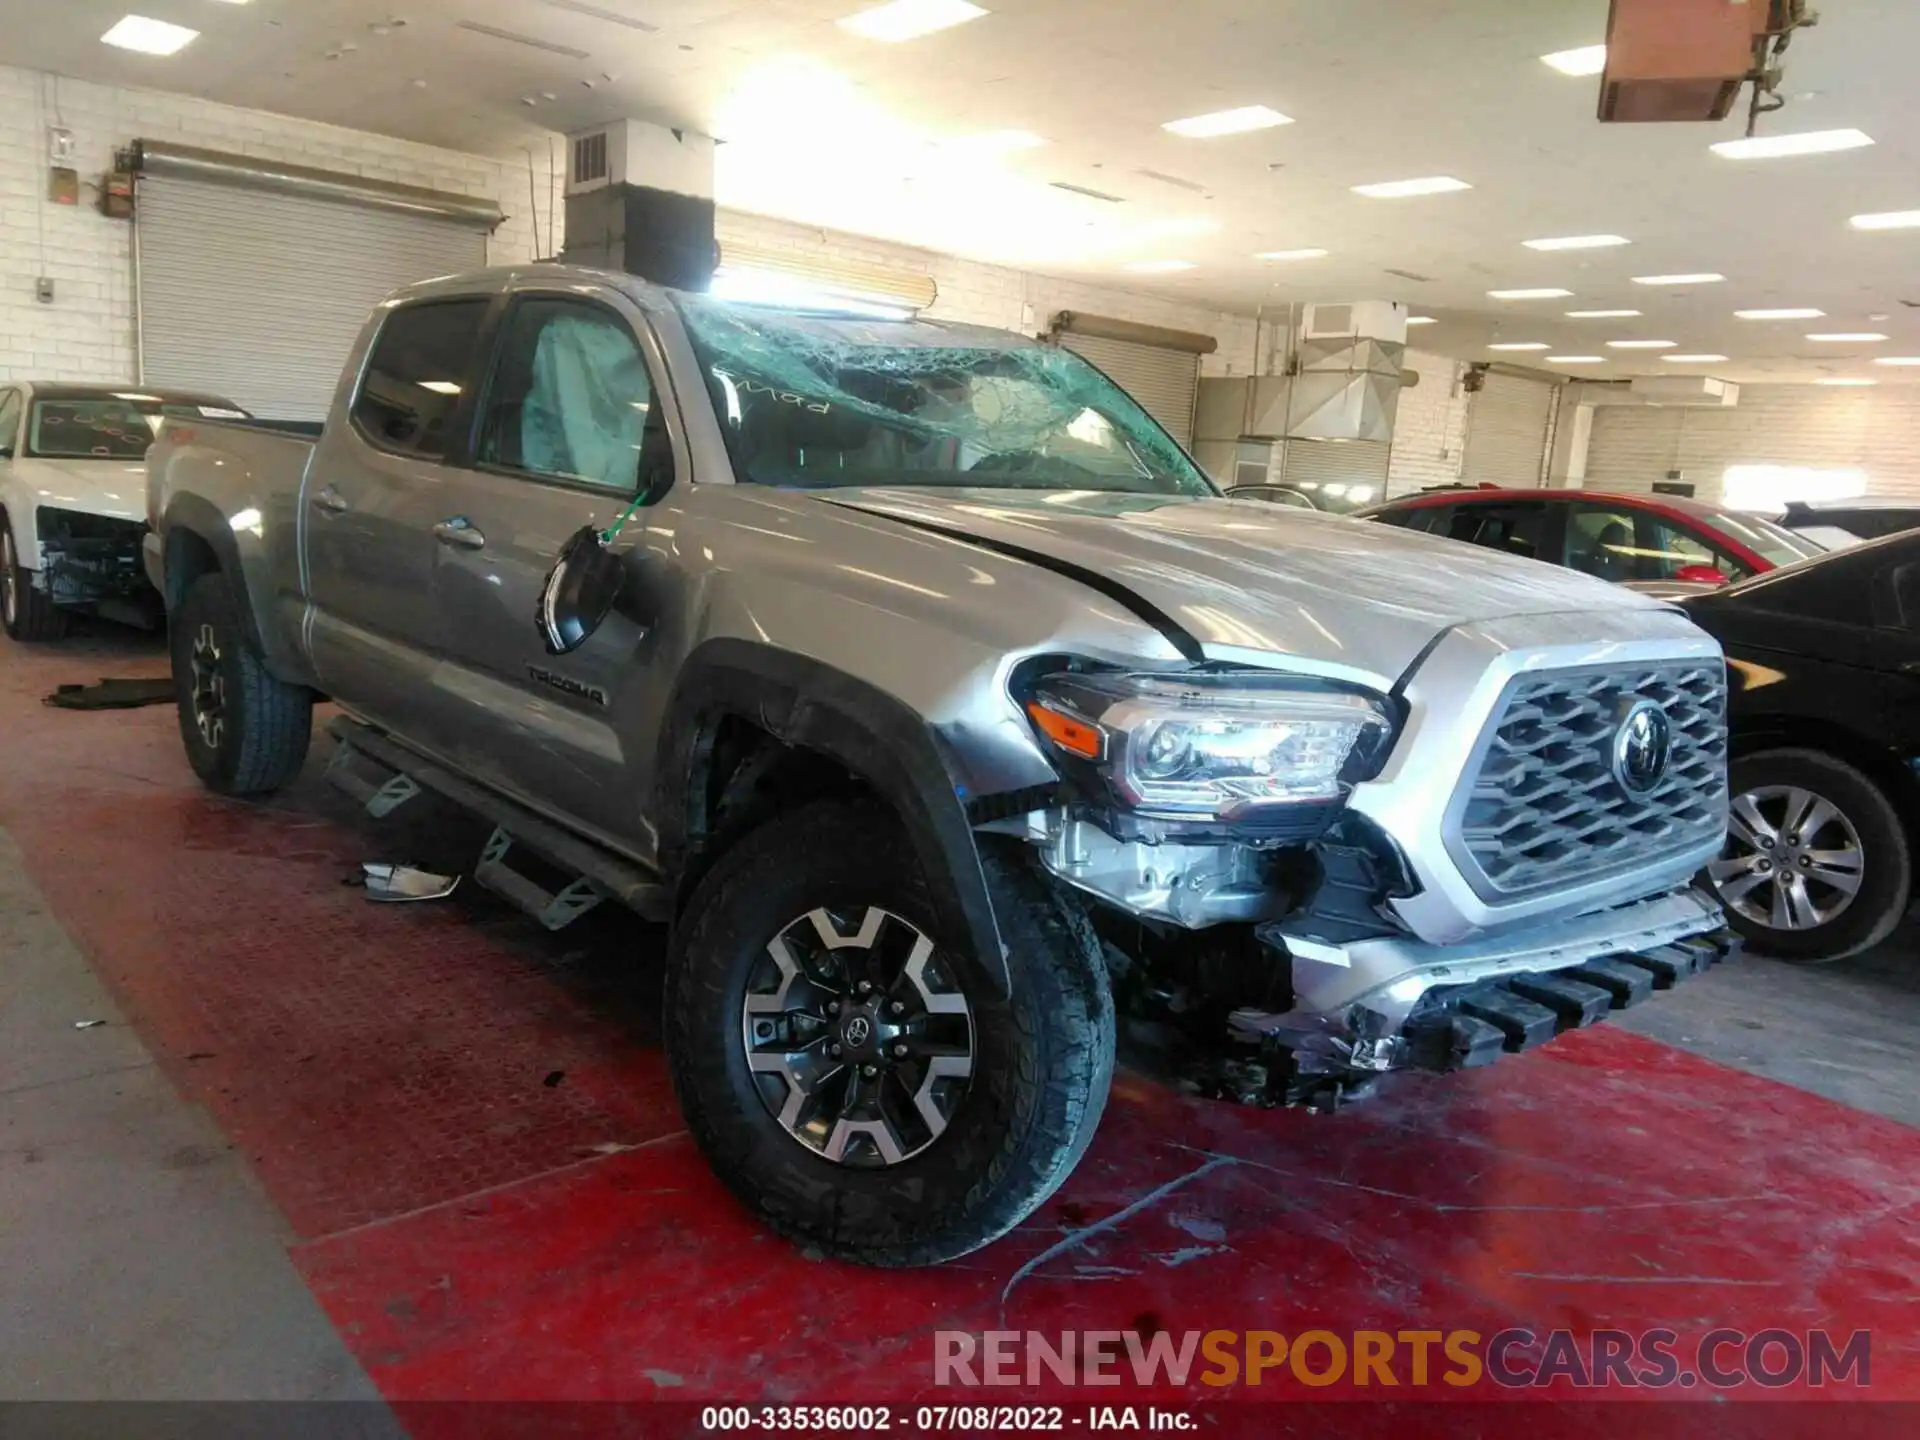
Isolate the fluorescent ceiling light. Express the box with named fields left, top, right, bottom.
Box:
left=1163, top=105, right=1293, bottom=138
left=1736, top=308, right=1824, bottom=320
left=1851, top=210, right=1920, bottom=231
left=102, top=14, right=199, bottom=54
left=1255, top=248, right=1328, bottom=261
left=1633, top=273, right=1725, bottom=286
left=1874, top=356, right=1920, bottom=366
left=1807, top=333, right=1888, bottom=343
left=1488, top=288, right=1572, bottom=300
left=1547, top=356, right=1607, bottom=364
left=1405, top=316, right=1438, bottom=325
left=1608, top=339, right=1678, bottom=349
left=1124, top=259, right=1196, bottom=273
left=1662, top=354, right=1729, bottom=363
left=1541, top=45, right=1607, bottom=77
left=1488, top=342, right=1550, bottom=352
left=1566, top=309, right=1642, bottom=318
left=838, top=0, right=988, bottom=43
left=1711, top=128, right=1875, bottom=160
left=1817, top=378, right=1876, bottom=386
left=417, top=380, right=463, bottom=395
left=1353, top=176, right=1471, bottom=199
left=1524, top=234, right=1630, bottom=251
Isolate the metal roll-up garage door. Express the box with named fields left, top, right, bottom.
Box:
left=137, top=175, right=488, bottom=421
left=1462, top=372, right=1555, bottom=487
left=1058, top=331, right=1201, bottom=446
left=1051, top=314, right=1216, bottom=449
left=1281, top=438, right=1392, bottom=506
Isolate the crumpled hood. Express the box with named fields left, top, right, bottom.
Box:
left=8, top=457, right=149, bottom=524
left=815, top=487, right=1671, bottom=687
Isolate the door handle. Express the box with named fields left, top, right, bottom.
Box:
left=311, top=484, right=349, bottom=514
left=433, top=516, right=486, bottom=550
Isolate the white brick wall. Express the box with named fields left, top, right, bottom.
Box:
left=0, top=64, right=559, bottom=385
left=714, top=210, right=1262, bottom=376
left=1586, top=384, right=1920, bottom=503
left=1386, top=348, right=1470, bottom=495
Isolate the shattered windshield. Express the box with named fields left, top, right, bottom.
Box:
left=674, top=297, right=1215, bottom=497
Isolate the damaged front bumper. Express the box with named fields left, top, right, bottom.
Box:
left=37, top=508, right=155, bottom=609
left=1212, top=888, right=1731, bottom=1108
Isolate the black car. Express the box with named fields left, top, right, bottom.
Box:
left=1778, top=499, right=1920, bottom=551
left=1680, top=533, right=1920, bottom=961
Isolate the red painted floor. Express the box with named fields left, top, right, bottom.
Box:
left=3, top=632, right=1916, bottom=1431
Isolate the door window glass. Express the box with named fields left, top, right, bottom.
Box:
left=478, top=298, right=662, bottom=494
left=1641, top=514, right=1733, bottom=580
left=1440, top=502, right=1547, bottom=560
left=1565, top=506, right=1647, bottom=581
left=351, top=299, right=489, bottom=460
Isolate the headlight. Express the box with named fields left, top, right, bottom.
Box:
left=1025, top=671, right=1393, bottom=824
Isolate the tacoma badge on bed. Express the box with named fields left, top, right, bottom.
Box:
left=144, top=263, right=1733, bottom=1266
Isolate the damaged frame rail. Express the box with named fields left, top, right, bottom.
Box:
left=323, top=716, right=672, bottom=931
left=1210, top=890, right=1735, bottom=1109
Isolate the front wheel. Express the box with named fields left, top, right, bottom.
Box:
left=170, top=572, right=314, bottom=795
left=665, top=800, right=1114, bottom=1266
left=1707, top=748, right=1911, bottom=963
left=1, top=518, right=70, bottom=642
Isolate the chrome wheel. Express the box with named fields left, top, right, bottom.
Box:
left=1, top=530, right=16, bottom=628
left=188, top=623, right=227, bottom=750
left=743, top=906, right=974, bottom=1168
left=1711, top=785, right=1865, bottom=931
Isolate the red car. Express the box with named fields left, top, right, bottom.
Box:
left=1357, top=487, right=1823, bottom=586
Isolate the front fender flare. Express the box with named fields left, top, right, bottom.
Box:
left=654, top=638, right=1011, bottom=997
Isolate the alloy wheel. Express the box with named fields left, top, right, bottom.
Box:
left=742, top=906, right=975, bottom=1168
left=189, top=623, right=227, bottom=750
left=1710, top=784, right=1865, bottom=931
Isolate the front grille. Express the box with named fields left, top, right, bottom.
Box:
left=1450, top=662, right=1728, bottom=899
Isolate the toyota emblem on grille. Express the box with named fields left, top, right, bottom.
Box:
left=1612, top=700, right=1673, bottom=797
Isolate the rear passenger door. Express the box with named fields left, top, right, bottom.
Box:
left=421, top=286, right=678, bottom=847
left=305, top=296, right=494, bottom=731
left=1433, top=499, right=1555, bottom=564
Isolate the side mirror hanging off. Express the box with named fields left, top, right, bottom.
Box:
left=536, top=525, right=626, bottom=655
left=533, top=453, right=668, bottom=655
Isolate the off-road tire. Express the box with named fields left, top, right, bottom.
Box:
left=1715, top=748, right=1910, bottom=963
left=665, top=800, right=1114, bottom=1266
left=171, top=572, right=313, bottom=795
left=1, top=515, right=70, bottom=642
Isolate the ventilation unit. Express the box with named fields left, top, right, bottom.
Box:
left=1599, top=0, right=1770, bottom=123
left=564, top=120, right=715, bottom=198
left=1290, top=301, right=1410, bottom=442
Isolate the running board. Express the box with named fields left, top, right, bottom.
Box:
left=325, top=717, right=671, bottom=925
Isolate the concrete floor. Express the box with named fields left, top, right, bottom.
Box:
left=2, top=621, right=1917, bottom=1415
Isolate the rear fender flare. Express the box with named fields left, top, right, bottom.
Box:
left=654, top=638, right=1011, bottom=997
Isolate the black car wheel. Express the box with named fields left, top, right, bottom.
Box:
left=170, top=573, right=313, bottom=795
left=1, top=517, right=70, bottom=642
left=1708, top=748, right=1910, bottom=963
left=665, top=800, right=1114, bottom=1266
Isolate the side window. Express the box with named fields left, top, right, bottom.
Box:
left=1371, top=505, right=1426, bottom=529
left=0, top=391, right=20, bottom=456
left=1440, top=502, right=1547, bottom=560
left=1565, top=505, right=1647, bottom=582
left=477, top=297, right=663, bottom=493
left=351, top=299, right=490, bottom=460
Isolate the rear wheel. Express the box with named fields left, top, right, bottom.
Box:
left=1708, top=748, right=1910, bottom=963
left=170, top=572, right=313, bottom=794
left=1, top=517, right=70, bottom=642
left=665, top=800, right=1114, bottom=1266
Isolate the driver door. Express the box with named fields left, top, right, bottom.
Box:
left=420, top=286, right=675, bottom=849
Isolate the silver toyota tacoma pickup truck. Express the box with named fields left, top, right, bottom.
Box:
left=146, top=264, right=1732, bottom=1265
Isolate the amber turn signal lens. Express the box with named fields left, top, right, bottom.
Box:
left=1027, top=701, right=1103, bottom=760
